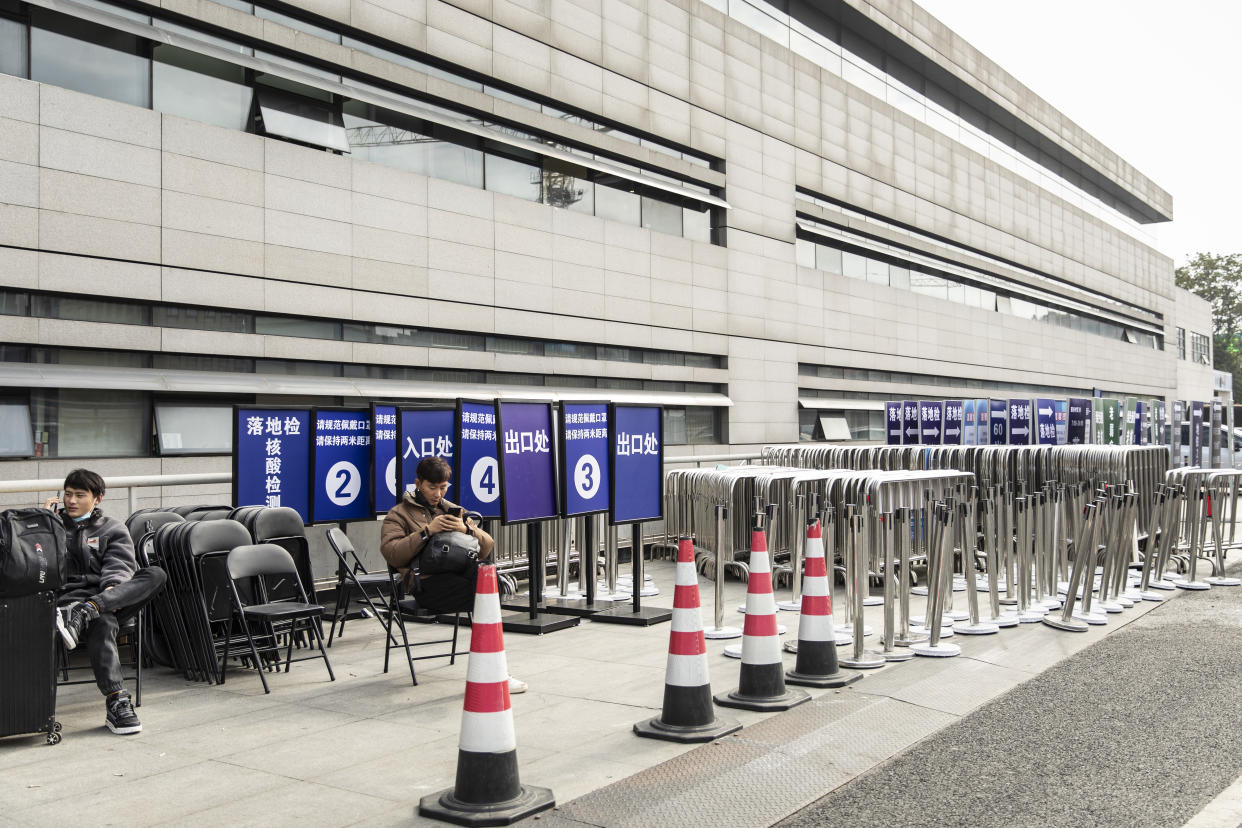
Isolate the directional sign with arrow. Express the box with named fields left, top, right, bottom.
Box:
left=886, top=401, right=902, bottom=445
left=943, top=400, right=963, bottom=445
left=902, top=400, right=919, bottom=446
left=1035, top=398, right=1056, bottom=445
left=919, top=400, right=943, bottom=445
left=1008, top=398, right=1032, bottom=445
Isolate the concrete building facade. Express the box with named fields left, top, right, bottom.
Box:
left=0, top=0, right=1212, bottom=491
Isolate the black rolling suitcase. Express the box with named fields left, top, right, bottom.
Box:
left=0, top=507, right=68, bottom=745
left=0, top=592, right=62, bottom=744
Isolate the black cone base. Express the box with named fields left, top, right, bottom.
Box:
left=634, top=713, right=741, bottom=743
left=786, top=639, right=859, bottom=687
left=785, top=667, right=861, bottom=688
left=714, top=686, right=809, bottom=712
left=419, top=785, right=555, bottom=827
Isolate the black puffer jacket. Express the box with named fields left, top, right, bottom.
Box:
left=60, top=508, right=137, bottom=594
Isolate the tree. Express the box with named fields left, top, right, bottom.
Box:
left=1175, top=253, right=1242, bottom=395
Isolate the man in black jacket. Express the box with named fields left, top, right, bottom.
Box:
left=46, top=469, right=166, bottom=735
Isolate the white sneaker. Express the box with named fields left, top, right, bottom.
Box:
left=507, top=676, right=527, bottom=695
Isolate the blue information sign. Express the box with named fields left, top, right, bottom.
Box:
left=989, top=399, right=1007, bottom=445
left=371, top=404, right=398, bottom=515
left=901, top=400, right=920, bottom=445
left=1034, top=398, right=1056, bottom=445
left=962, top=400, right=976, bottom=446
left=560, top=401, right=610, bottom=517
left=397, top=408, right=454, bottom=499
left=310, top=408, right=373, bottom=523
left=1054, top=400, right=1068, bottom=445
left=1134, top=401, right=1146, bottom=445
left=975, top=399, right=990, bottom=445
left=495, top=401, right=558, bottom=525
left=885, top=401, right=902, bottom=445
left=1067, top=398, right=1089, bottom=445
left=919, top=401, right=943, bottom=445
left=233, top=407, right=311, bottom=523
left=456, top=399, right=500, bottom=519
left=610, top=404, right=663, bottom=525
left=943, top=401, right=963, bottom=445
left=1008, top=399, right=1032, bottom=445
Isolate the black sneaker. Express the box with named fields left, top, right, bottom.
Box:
left=56, top=601, right=96, bottom=651
left=106, top=691, right=141, bottom=735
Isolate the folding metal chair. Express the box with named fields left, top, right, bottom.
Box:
left=324, top=528, right=401, bottom=646
left=383, top=565, right=466, bottom=686
left=220, top=544, right=335, bottom=694
left=56, top=608, right=144, bottom=706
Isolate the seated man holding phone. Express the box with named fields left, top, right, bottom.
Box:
left=380, top=455, right=525, bottom=693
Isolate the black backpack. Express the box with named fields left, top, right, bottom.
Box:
left=0, top=508, right=69, bottom=597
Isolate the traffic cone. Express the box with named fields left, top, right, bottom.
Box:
left=715, top=525, right=810, bottom=712
left=635, top=537, right=742, bottom=743
left=787, top=521, right=861, bottom=688
left=419, top=565, right=554, bottom=826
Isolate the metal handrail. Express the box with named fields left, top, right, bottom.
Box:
left=0, top=454, right=763, bottom=512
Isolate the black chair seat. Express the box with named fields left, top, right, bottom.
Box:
left=353, top=573, right=392, bottom=587
left=242, top=601, right=324, bottom=620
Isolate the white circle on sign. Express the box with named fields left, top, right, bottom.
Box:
left=574, top=454, right=600, bottom=501
left=326, top=461, right=361, bottom=506
left=385, top=457, right=397, bottom=497
left=470, top=457, right=500, bottom=503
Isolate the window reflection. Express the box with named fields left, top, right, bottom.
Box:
left=485, top=152, right=542, bottom=202
left=0, top=14, right=25, bottom=78
left=595, top=183, right=641, bottom=225
left=154, top=45, right=251, bottom=130
left=30, top=10, right=149, bottom=108
left=641, top=196, right=682, bottom=235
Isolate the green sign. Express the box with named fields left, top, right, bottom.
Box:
left=1103, top=399, right=1120, bottom=445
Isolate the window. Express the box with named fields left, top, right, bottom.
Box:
left=344, top=322, right=419, bottom=346
left=0, top=289, right=28, bottom=316
left=485, top=152, right=542, bottom=202
left=0, top=399, right=33, bottom=458
left=155, top=306, right=254, bottom=333
left=254, top=86, right=349, bottom=153
left=486, top=336, right=543, bottom=355
left=842, top=252, right=867, bottom=280
left=1177, top=327, right=1186, bottom=360
left=546, top=342, right=596, bottom=359
left=30, top=10, right=150, bottom=109
left=255, top=315, right=341, bottom=340
left=255, top=359, right=341, bottom=376
left=30, top=295, right=150, bottom=326
left=1191, top=332, right=1211, bottom=366
left=542, top=160, right=593, bottom=214
left=641, top=196, right=682, bottom=235
left=154, top=354, right=255, bottom=373
left=154, top=403, right=231, bottom=454
left=0, top=13, right=26, bottom=79
left=684, top=207, right=711, bottom=243
left=153, top=44, right=252, bottom=131
left=31, top=389, right=150, bottom=458
left=595, top=183, right=640, bottom=225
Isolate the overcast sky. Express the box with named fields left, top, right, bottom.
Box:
left=914, top=0, right=1241, bottom=267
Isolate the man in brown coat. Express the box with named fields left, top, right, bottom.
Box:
left=380, top=454, right=525, bottom=692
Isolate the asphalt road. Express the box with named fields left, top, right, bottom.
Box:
left=778, top=582, right=1242, bottom=828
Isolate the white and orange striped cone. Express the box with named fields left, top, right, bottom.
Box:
left=419, top=565, right=554, bottom=827
left=635, top=537, right=742, bottom=743
left=786, top=521, right=861, bottom=688
left=715, top=525, right=810, bottom=712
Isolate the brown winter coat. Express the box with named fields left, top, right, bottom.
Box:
left=380, top=492, right=494, bottom=590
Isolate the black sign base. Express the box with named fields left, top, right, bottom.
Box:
left=537, top=597, right=610, bottom=617
left=501, top=612, right=580, bottom=635
left=590, top=605, right=672, bottom=626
